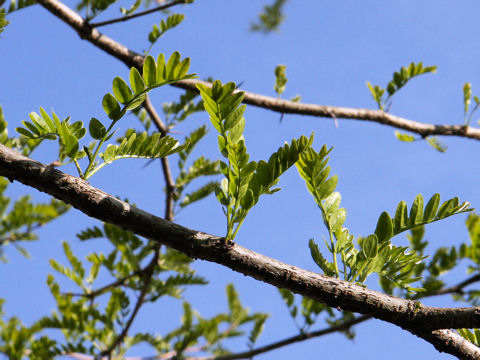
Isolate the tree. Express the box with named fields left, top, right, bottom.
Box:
left=1, top=1, right=480, bottom=359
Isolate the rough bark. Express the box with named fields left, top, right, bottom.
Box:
left=1, top=143, right=480, bottom=359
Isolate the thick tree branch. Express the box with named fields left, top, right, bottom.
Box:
left=1, top=144, right=480, bottom=359
left=89, top=0, right=189, bottom=28
left=210, top=273, right=480, bottom=360
left=414, top=329, right=480, bottom=360
left=36, top=0, right=480, bottom=142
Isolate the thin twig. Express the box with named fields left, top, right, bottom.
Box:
left=143, top=96, right=176, bottom=221
left=204, top=315, right=370, bottom=360
left=99, top=253, right=158, bottom=358
left=62, top=266, right=148, bottom=299
left=0, top=223, right=43, bottom=245
left=89, top=0, right=189, bottom=28
left=424, top=273, right=480, bottom=297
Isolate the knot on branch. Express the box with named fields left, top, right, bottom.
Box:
left=79, top=20, right=93, bottom=40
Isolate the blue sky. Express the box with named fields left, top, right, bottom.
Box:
left=2, top=1, right=480, bottom=359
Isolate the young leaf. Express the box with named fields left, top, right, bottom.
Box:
left=395, top=131, right=415, bottom=142
left=409, top=194, right=424, bottom=226
left=386, top=62, right=437, bottom=97
left=426, top=136, right=447, bottom=153
left=166, top=52, right=181, bottom=80
left=102, top=93, right=121, bottom=119
left=250, top=0, right=287, bottom=33
left=464, top=82, right=472, bottom=115
left=309, top=239, right=335, bottom=277
left=362, top=234, right=378, bottom=258
left=88, top=118, right=106, bottom=140
left=129, top=67, right=146, bottom=94
left=179, top=181, right=218, bottom=208
left=112, top=77, right=133, bottom=104
left=142, top=55, right=157, bottom=86
left=424, top=193, right=440, bottom=222
left=390, top=195, right=472, bottom=236
left=366, top=81, right=385, bottom=109
left=148, top=14, right=185, bottom=45
left=100, top=132, right=185, bottom=164
left=274, top=64, right=287, bottom=96
left=374, top=211, right=393, bottom=243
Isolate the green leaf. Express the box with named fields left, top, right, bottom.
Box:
left=39, top=107, right=56, bottom=132
left=328, top=208, right=346, bottom=232
left=323, top=192, right=341, bottom=215
left=391, top=195, right=472, bottom=236
left=274, top=64, right=287, bottom=96
left=409, top=193, right=424, bottom=225
left=395, top=131, right=415, bottom=142
left=15, top=127, right=35, bottom=139
left=149, top=14, right=185, bottom=45
left=64, top=133, right=79, bottom=157
left=100, top=132, right=185, bottom=164
left=21, top=121, right=40, bottom=136
left=102, top=93, right=121, bottom=119
left=166, top=51, right=181, bottom=80
left=426, top=136, right=447, bottom=152
left=464, top=82, right=472, bottom=115
left=126, top=94, right=146, bottom=110
left=318, top=175, right=338, bottom=200
left=88, top=117, right=106, bottom=140
left=148, top=24, right=160, bottom=43
left=362, top=235, right=378, bottom=258
left=142, top=55, right=157, bottom=86
left=393, top=201, right=408, bottom=234
left=112, top=77, right=133, bottom=104
left=386, top=62, right=437, bottom=97
left=248, top=314, right=268, bottom=348
left=278, top=288, right=294, bottom=307
left=175, top=57, right=191, bottom=79
left=156, top=53, right=166, bottom=82
left=0, top=9, right=9, bottom=34
left=120, top=0, right=141, bottom=15
left=180, top=181, right=218, bottom=208
left=250, top=0, right=287, bottom=33
left=240, top=189, right=254, bottom=210
left=129, top=67, right=146, bottom=94
left=366, top=81, right=385, bottom=109
left=228, top=116, right=245, bottom=144
left=224, top=104, right=246, bottom=131
left=309, top=239, right=335, bottom=276
left=375, top=211, right=393, bottom=243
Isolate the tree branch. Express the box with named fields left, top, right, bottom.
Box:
left=36, top=0, right=480, bottom=142
left=142, top=96, right=176, bottom=221
left=1, top=144, right=480, bottom=358
left=89, top=0, right=189, bottom=28
left=204, top=315, right=370, bottom=360
left=199, top=273, right=480, bottom=360
left=99, top=252, right=158, bottom=358
left=427, top=274, right=480, bottom=297
left=63, top=260, right=155, bottom=299
left=413, top=329, right=480, bottom=360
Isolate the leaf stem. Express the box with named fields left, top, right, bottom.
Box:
left=83, top=121, right=117, bottom=179
left=72, top=158, right=84, bottom=178
left=231, top=215, right=247, bottom=240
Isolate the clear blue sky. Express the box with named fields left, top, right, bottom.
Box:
left=1, top=1, right=480, bottom=359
